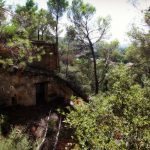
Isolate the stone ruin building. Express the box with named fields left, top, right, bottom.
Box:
left=0, top=41, right=75, bottom=106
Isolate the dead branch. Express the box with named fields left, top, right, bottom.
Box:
left=53, top=117, right=62, bottom=150
left=36, top=110, right=51, bottom=150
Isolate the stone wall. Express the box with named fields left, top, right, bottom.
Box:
left=48, top=82, right=73, bottom=100
left=31, top=41, right=59, bottom=71
left=0, top=71, right=37, bottom=106
left=0, top=70, right=73, bottom=106
left=0, top=41, right=71, bottom=106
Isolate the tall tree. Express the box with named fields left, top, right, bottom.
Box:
left=36, top=9, right=54, bottom=41
left=96, top=40, right=122, bottom=91
left=125, top=6, right=150, bottom=86
left=0, top=0, right=5, bottom=25
left=69, top=0, right=110, bottom=94
left=12, top=0, right=38, bottom=39
left=47, top=0, right=69, bottom=68
left=65, top=26, right=76, bottom=77
left=0, top=0, right=5, bottom=33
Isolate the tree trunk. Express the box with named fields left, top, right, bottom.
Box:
left=41, top=30, right=44, bottom=40
left=56, top=15, right=60, bottom=71
left=88, top=39, right=99, bottom=94
left=65, top=42, right=70, bottom=77
left=92, top=48, right=99, bottom=94
left=38, top=29, right=40, bottom=40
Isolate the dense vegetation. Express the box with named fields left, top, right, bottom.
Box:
left=0, top=0, right=150, bottom=149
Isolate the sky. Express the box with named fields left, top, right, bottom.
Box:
left=6, top=0, right=150, bottom=46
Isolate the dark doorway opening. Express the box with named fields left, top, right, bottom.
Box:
left=36, top=82, right=47, bottom=105
left=12, top=94, right=17, bottom=105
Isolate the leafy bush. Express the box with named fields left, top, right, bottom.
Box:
left=65, top=65, right=150, bottom=150
left=0, top=128, right=33, bottom=150
left=0, top=114, right=9, bottom=135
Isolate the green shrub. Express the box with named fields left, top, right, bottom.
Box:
left=0, top=128, right=32, bottom=150
left=0, top=114, right=9, bottom=135
left=65, top=65, right=150, bottom=150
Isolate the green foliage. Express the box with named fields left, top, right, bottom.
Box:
left=126, top=8, right=150, bottom=66
left=61, top=58, right=92, bottom=94
left=70, top=0, right=96, bottom=21
left=107, top=65, right=133, bottom=91
left=65, top=65, right=150, bottom=149
left=111, top=49, right=125, bottom=62
left=127, top=27, right=150, bottom=62
left=0, top=0, right=5, bottom=23
left=125, top=44, right=139, bottom=63
left=16, top=0, right=37, bottom=13
left=36, top=9, right=54, bottom=40
left=0, top=23, right=28, bottom=43
left=95, top=40, right=125, bottom=91
left=65, top=96, right=122, bottom=149
left=97, top=40, right=122, bottom=62
left=47, top=0, right=69, bottom=19
left=66, top=26, right=76, bottom=42
left=125, top=8, right=150, bottom=87
left=0, top=128, right=33, bottom=150
left=13, top=0, right=38, bottom=39
left=145, top=9, right=150, bottom=26
left=0, top=114, right=8, bottom=135
left=0, top=36, right=45, bottom=68
left=69, top=0, right=111, bottom=94
left=2, top=24, right=18, bottom=36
